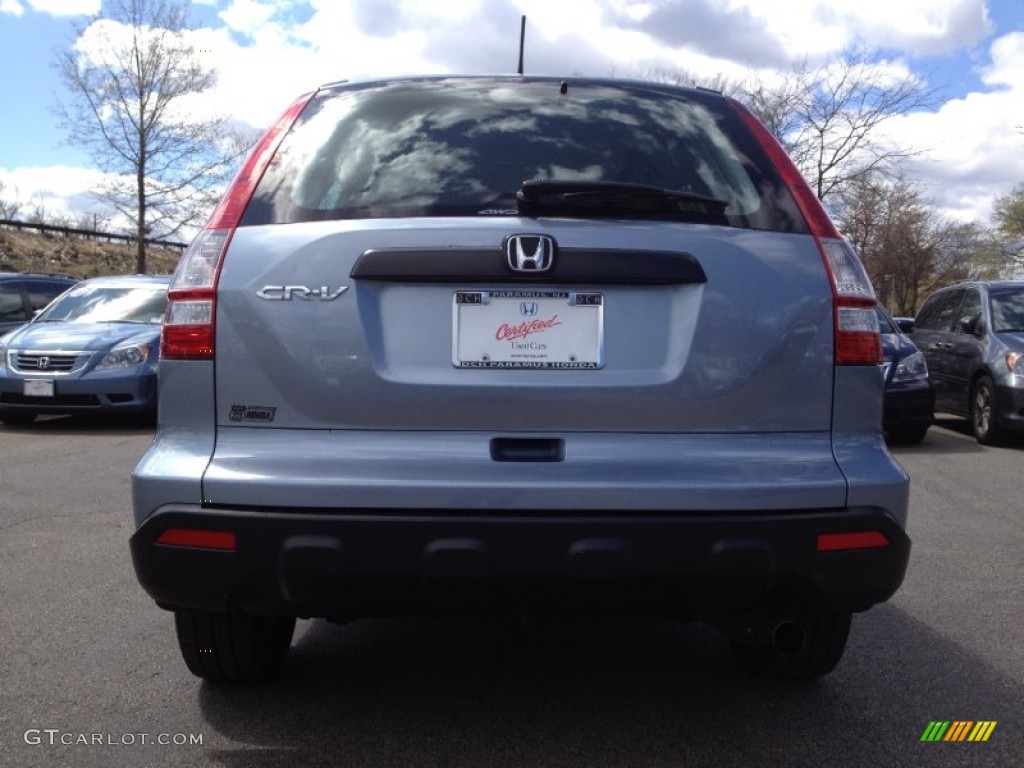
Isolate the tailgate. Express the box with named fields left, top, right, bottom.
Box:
left=214, top=218, right=833, bottom=434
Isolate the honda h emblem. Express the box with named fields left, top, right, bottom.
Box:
left=37, top=356, right=50, bottom=369
left=505, top=234, right=555, bottom=272
left=519, top=301, right=539, bottom=317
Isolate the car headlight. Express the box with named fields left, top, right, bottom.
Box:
left=96, top=342, right=152, bottom=369
left=1007, top=353, right=1024, bottom=376
left=893, top=351, right=928, bottom=381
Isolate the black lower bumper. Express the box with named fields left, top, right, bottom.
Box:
left=883, top=383, right=935, bottom=430
left=130, top=505, right=911, bottom=619
left=995, top=383, right=1024, bottom=431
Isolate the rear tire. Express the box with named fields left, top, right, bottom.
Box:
left=731, top=608, right=852, bottom=681
left=0, top=411, right=36, bottom=425
left=174, top=609, right=295, bottom=683
left=970, top=376, right=1004, bottom=445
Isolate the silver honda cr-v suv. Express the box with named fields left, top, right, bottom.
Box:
left=130, top=76, right=910, bottom=683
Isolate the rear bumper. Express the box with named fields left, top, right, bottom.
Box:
left=130, top=504, right=910, bottom=619
left=883, top=380, right=935, bottom=430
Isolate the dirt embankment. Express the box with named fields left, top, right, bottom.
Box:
left=0, top=228, right=183, bottom=278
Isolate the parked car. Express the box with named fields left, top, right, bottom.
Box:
left=913, top=280, right=1024, bottom=444
left=0, top=274, right=169, bottom=425
left=0, top=271, right=80, bottom=335
left=130, top=76, right=910, bottom=683
left=877, top=304, right=934, bottom=444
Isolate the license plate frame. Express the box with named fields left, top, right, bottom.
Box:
left=453, top=290, right=604, bottom=369
left=23, top=379, right=55, bottom=397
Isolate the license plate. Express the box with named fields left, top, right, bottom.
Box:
left=24, top=379, right=54, bottom=397
left=453, top=290, right=604, bottom=369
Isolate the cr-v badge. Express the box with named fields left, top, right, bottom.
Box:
left=256, top=285, right=348, bottom=300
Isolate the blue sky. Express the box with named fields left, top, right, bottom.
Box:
left=1, top=0, right=1023, bottom=229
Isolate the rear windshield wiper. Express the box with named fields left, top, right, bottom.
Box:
left=516, top=180, right=729, bottom=218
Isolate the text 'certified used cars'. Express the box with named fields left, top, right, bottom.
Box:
left=130, top=76, right=910, bottom=683
left=0, top=274, right=169, bottom=424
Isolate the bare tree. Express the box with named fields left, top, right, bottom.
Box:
left=837, top=174, right=975, bottom=315
left=0, top=180, right=22, bottom=220
left=26, top=194, right=75, bottom=229
left=742, top=54, right=935, bottom=202
left=740, top=72, right=807, bottom=150
left=993, top=184, right=1024, bottom=237
left=27, top=194, right=51, bottom=226
left=56, top=0, right=247, bottom=273
left=75, top=211, right=113, bottom=234
left=643, top=53, right=934, bottom=204
left=990, top=183, right=1024, bottom=274
left=642, top=66, right=736, bottom=94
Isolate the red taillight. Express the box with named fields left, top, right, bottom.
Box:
left=155, top=528, right=237, bottom=551
left=820, top=238, right=882, bottom=364
left=832, top=297, right=882, bottom=365
left=160, top=322, right=215, bottom=360
left=206, top=91, right=315, bottom=231
left=160, top=230, right=225, bottom=361
left=816, top=531, right=889, bottom=552
left=729, top=100, right=880, bottom=366
left=161, top=91, right=317, bottom=361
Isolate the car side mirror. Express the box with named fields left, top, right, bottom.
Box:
left=958, top=316, right=983, bottom=336
left=895, top=318, right=915, bottom=334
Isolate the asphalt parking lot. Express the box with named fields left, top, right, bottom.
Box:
left=1, top=415, right=1021, bottom=767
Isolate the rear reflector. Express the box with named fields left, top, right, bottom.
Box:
left=155, top=528, right=237, bottom=551
left=816, top=531, right=889, bottom=552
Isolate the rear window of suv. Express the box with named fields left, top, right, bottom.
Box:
left=241, top=77, right=807, bottom=233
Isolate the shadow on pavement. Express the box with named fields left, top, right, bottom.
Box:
left=889, top=416, right=1023, bottom=456
left=195, top=610, right=1021, bottom=768
left=0, top=412, right=155, bottom=436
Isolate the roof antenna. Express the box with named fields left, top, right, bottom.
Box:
left=517, top=15, right=526, bottom=75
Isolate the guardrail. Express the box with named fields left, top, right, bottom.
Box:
left=0, top=218, right=188, bottom=251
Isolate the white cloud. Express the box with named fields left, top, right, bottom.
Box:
left=1, top=0, right=24, bottom=16
left=721, top=0, right=990, bottom=58
left=880, top=84, right=1024, bottom=223
left=603, top=0, right=990, bottom=67
left=26, top=0, right=99, bottom=16
left=219, top=0, right=279, bottom=34
left=981, top=31, right=1024, bottom=89
left=0, top=165, right=112, bottom=223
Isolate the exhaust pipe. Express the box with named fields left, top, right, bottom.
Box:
left=719, top=608, right=807, bottom=653
left=772, top=620, right=805, bottom=654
